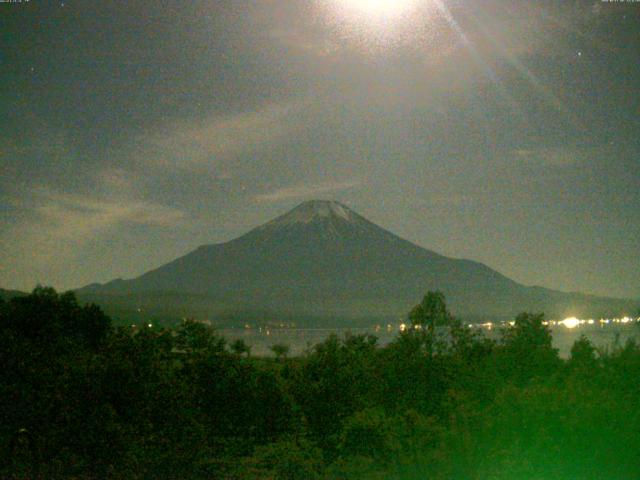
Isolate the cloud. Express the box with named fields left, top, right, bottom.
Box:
left=0, top=188, right=186, bottom=288
left=31, top=189, right=186, bottom=239
left=97, top=167, right=136, bottom=193
left=1, top=188, right=186, bottom=275
left=138, top=100, right=310, bottom=171
left=254, top=180, right=361, bottom=203
left=512, top=149, right=534, bottom=157
left=268, top=27, right=340, bottom=58
left=511, top=146, right=583, bottom=169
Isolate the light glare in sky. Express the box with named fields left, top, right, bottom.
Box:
left=344, top=0, right=416, bottom=18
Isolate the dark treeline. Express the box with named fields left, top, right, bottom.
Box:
left=1, top=288, right=640, bottom=479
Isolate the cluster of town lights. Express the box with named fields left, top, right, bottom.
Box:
left=396, top=317, right=640, bottom=332
left=544, top=316, right=639, bottom=329
left=131, top=317, right=639, bottom=333
left=471, top=317, right=640, bottom=330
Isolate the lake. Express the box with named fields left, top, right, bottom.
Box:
left=220, top=317, right=640, bottom=358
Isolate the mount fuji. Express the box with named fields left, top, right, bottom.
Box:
left=76, top=200, right=636, bottom=325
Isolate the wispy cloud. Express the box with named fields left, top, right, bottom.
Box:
left=2, top=188, right=186, bottom=275
left=139, top=100, right=309, bottom=171
left=268, top=27, right=341, bottom=58
left=31, top=189, right=186, bottom=239
left=254, top=180, right=361, bottom=203
left=512, top=149, right=534, bottom=157
left=511, top=146, right=583, bottom=168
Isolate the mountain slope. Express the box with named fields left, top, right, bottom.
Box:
left=77, top=200, right=637, bottom=323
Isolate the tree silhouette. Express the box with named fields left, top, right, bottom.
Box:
left=569, top=334, right=597, bottom=370
left=270, top=343, right=290, bottom=362
left=231, top=338, right=252, bottom=357
left=174, top=318, right=225, bottom=355
left=408, top=291, right=453, bottom=331
left=500, top=312, right=559, bottom=384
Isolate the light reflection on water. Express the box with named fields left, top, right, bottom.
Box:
left=220, top=319, right=640, bottom=359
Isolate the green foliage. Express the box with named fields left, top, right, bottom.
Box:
left=569, top=334, right=597, bottom=369
left=175, top=318, right=226, bottom=354
left=339, top=408, right=400, bottom=462
left=270, top=342, right=290, bottom=361
left=499, top=312, right=561, bottom=384
left=289, top=333, right=381, bottom=453
left=408, top=290, right=453, bottom=330
left=236, top=438, right=323, bottom=480
left=2, top=289, right=639, bottom=478
left=231, top=338, right=252, bottom=357
left=2, top=286, right=110, bottom=347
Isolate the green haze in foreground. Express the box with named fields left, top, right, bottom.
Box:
left=2, top=288, right=640, bottom=479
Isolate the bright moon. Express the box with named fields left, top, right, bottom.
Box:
left=344, top=0, right=416, bottom=18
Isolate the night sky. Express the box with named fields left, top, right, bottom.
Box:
left=1, top=0, right=639, bottom=299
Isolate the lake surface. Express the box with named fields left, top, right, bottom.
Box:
left=221, top=318, right=640, bottom=358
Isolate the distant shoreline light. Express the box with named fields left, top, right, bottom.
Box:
left=560, top=317, right=580, bottom=329
left=466, top=317, right=640, bottom=331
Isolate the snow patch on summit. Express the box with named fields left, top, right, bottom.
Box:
left=243, top=199, right=399, bottom=242
left=267, top=200, right=358, bottom=226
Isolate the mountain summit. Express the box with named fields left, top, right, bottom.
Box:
left=77, top=200, right=635, bottom=324
left=246, top=200, right=395, bottom=243
left=267, top=200, right=358, bottom=225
